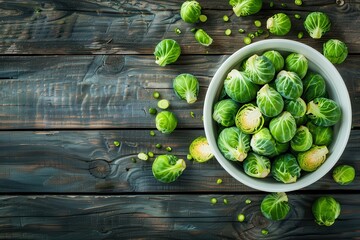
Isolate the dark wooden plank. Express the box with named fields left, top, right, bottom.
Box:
left=0, top=194, right=359, bottom=239
left=0, top=1, right=358, bottom=55
left=0, top=55, right=359, bottom=129
left=0, top=129, right=358, bottom=193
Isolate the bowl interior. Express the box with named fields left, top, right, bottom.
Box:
left=204, top=39, right=352, bottom=192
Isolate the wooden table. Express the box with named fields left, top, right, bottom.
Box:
left=0, top=0, right=359, bottom=239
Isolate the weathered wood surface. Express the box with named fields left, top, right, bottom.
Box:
left=0, top=55, right=359, bottom=129
left=0, top=194, right=359, bottom=239
left=0, top=129, right=358, bottom=193
left=0, top=0, right=359, bottom=55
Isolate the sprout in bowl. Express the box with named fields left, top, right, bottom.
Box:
left=203, top=39, right=352, bottom=192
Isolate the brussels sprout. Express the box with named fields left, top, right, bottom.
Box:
left=155, top=111, right=178, bottom=134
left=295, top=114, right=308, bottom=126
left=213, top=99, right=240, bottom=127
left=235, top=103, right=264, bottom=134
left=306, top=97, right=341, bottom=127
left=275, top=70, right=303, bottom=100
left=312, top=196, right=341, bottom=226
left=272, top=153, right=301, bottom=183
left=217, top=127, right=251, bottom=162
left=243, top=152, right=271, bottom=178
left=224, top=69, right=259, bottom=103
left=270, top=141, right=290, bottom=158
left=180, top=0, right=202, bottom=23
left=250, top=128, right=277, bottom=157
left=245, top=54, right=276, bottom=85
left=189, top=136, right=214, bottom=163
left=266, top=13, right=291, bottom=36
left=284, top=98, right=307, bottom=119
left=297, top=145, right=329, bottom=172
left=154, top=39, right=181, bottom=67
left=173, top=73, right=199, bottom=104
left=284, top=53, right=308, bottom=79
left=306, top=122, right=333, bottom=146
left=229, top=0, right=262, bottom=17
left=290, top=125, right=313, bottom=152
left=152, top=155, right=186, bottom=183
left=194, top=29, right=213, bottom=46
left=304, top=12, right=331, bottom=39
left=332, top=165, right=355, bottom=185
left=262, top=50, right=285, bottom=73
left=269, top=111, right=297, bottom=143
left=261, top=192, right=290, bottom=221
left=302, top=73, right=327, bottom=102
left=256, top=84, right=284, bottom=117
left=323, top=39, right=348, bottom=64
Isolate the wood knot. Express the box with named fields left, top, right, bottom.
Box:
left=89, top=160, right=111, bottom=179
left=250, top=212, right=270, bottom=228
left=336, top=0, right=344, bottom=6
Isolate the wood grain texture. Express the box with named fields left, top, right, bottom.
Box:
left=0, top=194, right=359, bottom=240
left=0, top=55, right=359, bottom=129
left=0, top=0, right=358, bottom=55
left=0, top=130, right=358, bottom=193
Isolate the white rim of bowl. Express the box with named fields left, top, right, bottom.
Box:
left=204, top=39, right=352, bottom=192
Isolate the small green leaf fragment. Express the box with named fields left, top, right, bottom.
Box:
left=225, top=29, right=232, bottom=36
left=158, top=99, right=170, bottom=109
left=211, top=198, right=217, bottom=204
left=155, top=143, right=162, bottom=149
left=244, top=37, right=252, bottom=45
left=187, top=154, right=193, bottom=160
left=149, top=108, right=157, bottom=115
left=148, top=151, right=154, bottom=158
left=131, top=157, right=137, bottom=163
left=223, top=15, right=229, bottom=22
left=113, top=141, right=120, bottom=147
left=216, top=178, right=223, bottom=184
left=153, top=91, right=160, bottom=99
left=245, top=199, right=252, bottom=204
left=281, top=3, right=287, bottom=7
left=261, top=229, right=269, bottom=235
left=237, top=213, right=245, bottom=222
left=199, top=14, right=207, bottom=22
left=138, top=152, right=149, bottom=161
left=174, top=28, right=182, bottom=34
left=298, top=31, right=304, bottom=39
left=149, top=130, right=156, bottom=136
left=166, top=146, right=172, bottom=152
left=295, top=0, right=302, bottom=6
left=223, top=199, right=228, bottom=204
left=254, top=20, right=262, bottom=27
left=238, top=28, right=245, bottom=33
left=294, top=14, right=301, bottom=19
left=270, top=1, right=274, bottom=7
left=190, top=111, right=195, bottom=118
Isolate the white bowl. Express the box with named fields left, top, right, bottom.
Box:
left=203, top=39, right=352, bottom=192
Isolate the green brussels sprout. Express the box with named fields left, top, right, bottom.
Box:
left=189, top=136, right=214, bottom=163
left=270, top=141, right=290, bottom=158
left=284, top=98, right=307, bottom=119
left=262, top=50, right=285, bottom=73
left=332, top=165, right=355, bottom=185
left=228, top=0, right=262, bottom=17
left=312, top=196, right=341, bottom=226
left=256, top=84, right=284, bottom=117
left=180, top=0, right=202, bottom=23
left=173, top=73, right=199, bottom=104
left=323, top=39, right=348, bottom=64
left=155, top=111, right=178, bottom=134
left=152, top=155, right=186, bottom=183
left=194, top=29, right=213, bottom=46
left=275, top=70, right=303, bottom=100
left=284, top=53, right=308, bottom=79
left=269, top=111, right=297, bottom=143
left=302, top=73, right=327, bottom=102
left=297, top=145, right=329, bottom=172
left=154, top=39, right=181, bottom=67
left=266, top=13, right=291, bottom=36
left=243, top=152, right=271, bottom=178
left=272, top=153, right=301, bottom=183
left=235, top=103, right=264, bottom=134
left=306, top=122, right=333, bottom=146
left=290, top=125, right=313, bottom=152
left=306, top=97, right=341, bottom=127
left=213, top=99, right=240, bottom=127
left=261, top=192, right=290, bottom=221
left=245, top=54, right=276, bottom=85
left=295, top=114, right=308, bottom=126
left=224, top=69, right=259, bottom=103
left=250, top=128, right=277, bottom=157
left=217, top=127, right=251, bottom=162
left=304, top=12, right=331, bottom=39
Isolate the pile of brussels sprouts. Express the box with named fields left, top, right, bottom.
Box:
left=213, top=50, right=342, bottom=183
